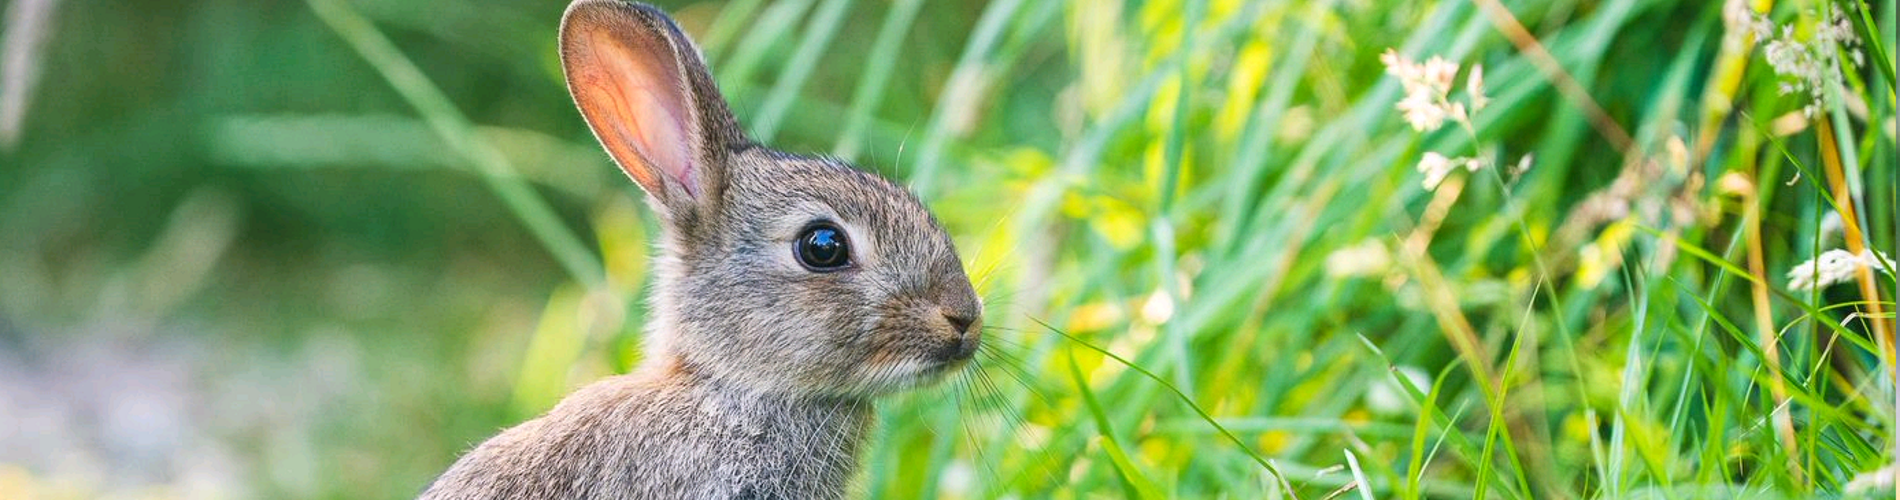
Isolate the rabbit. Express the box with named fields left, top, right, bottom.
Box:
left=418, top=0, right=983, bottom=498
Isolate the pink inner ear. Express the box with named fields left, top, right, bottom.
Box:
left=574, top=30, right=697, bottom=197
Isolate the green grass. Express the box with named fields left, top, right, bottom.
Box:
left=0, top=0, right=1895, bottom=498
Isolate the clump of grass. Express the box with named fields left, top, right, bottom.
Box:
left=756, top=0, right=1895, bottom=497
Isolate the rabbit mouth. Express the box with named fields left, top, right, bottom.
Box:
left=923, top=356, right=972, bottom=377
left=864, top=354, right=971, bottom=393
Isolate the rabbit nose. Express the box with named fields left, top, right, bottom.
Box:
left=936, top=329, right=980, bottom=362
left=944, top=312, right=977, bottom=335
left=937, top=311, right=981, bottom=362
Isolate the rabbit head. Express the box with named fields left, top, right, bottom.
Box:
left=559, top=0, right=981, bottom=398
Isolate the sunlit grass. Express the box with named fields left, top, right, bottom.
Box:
left=689, top=0, right=1894, bottom=497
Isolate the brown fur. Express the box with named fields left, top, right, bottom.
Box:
left=420, top=1, right=980, bottom=498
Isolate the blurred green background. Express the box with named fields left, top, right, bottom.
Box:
left=0, top=0, right=1895, bottom=498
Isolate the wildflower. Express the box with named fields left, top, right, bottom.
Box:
left=1383, top=50, right=1455, bottom=93
left=1466, top=65, right=1488, bottom=113
left=1786, top=249, right=1896, bottom=291
left=1396, top=91, right=1449, bottom=131
left=1753, top=9, right=1864, bottom=117
left=1420, top=57, right=1459, bottom=91
left=1511, top=153, right=1534, bottom=177
left=1384, top=49, right=1508, bottom=190
left=1416, top=151, right=1481, bottom=190
left=1381, top=49, right=1484, bottom=132
left=1417, top=152, right=1454, bottom=189
left=1724, top=0, right=1772, bottom=41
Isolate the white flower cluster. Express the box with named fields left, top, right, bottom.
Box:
left=1381, top=49, right=1531, bottom=190
left=1786, top=248, right=1895, bottom=292
left=1381, top=49, right=1485, bottom=133
left=1746, top=8, right=1865, bottom=117
left=1723, top=0, right=1778, bottom=45
left=1415, top=152, right=1483, bottom=191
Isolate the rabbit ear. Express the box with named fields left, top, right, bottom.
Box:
left=559, top=0, right=743, bottom=216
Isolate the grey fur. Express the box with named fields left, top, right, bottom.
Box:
left=419, top=1, right=981, bottom=499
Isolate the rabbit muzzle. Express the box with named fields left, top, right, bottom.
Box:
left=934, top=309, right=982, bottom=363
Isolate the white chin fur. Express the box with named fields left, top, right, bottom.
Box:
left=861, top=358, right=957, bottom=394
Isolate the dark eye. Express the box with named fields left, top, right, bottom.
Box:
left=795, top=223, right=852, bottom=271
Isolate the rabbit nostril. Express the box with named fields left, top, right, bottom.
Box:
left=944, top=312, right=977, bottom=335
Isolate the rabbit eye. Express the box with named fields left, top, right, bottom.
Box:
left=795, top=223, right=852, bottom=271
